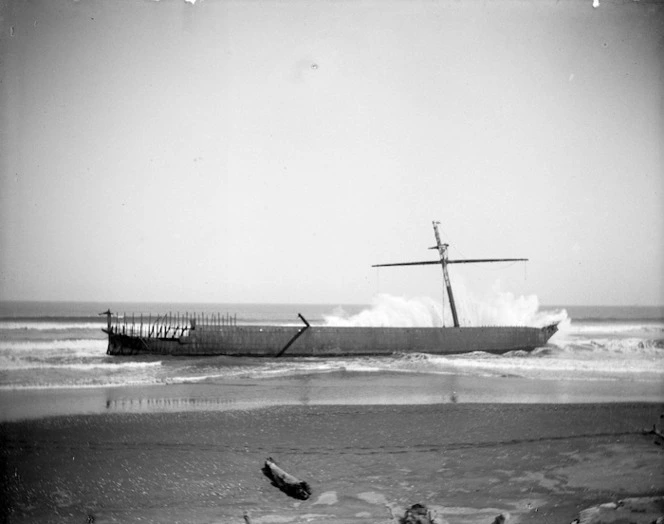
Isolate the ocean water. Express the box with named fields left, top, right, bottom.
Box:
left=1, top=298, right=662, bottom=393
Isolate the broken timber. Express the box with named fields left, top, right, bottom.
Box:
left=276, top=314, right=310, bottom=357
left=261, top=457, right=311, bottom=500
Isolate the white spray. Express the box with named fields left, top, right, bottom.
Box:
left=324, top=279, right=568, bottom=329
left=324, top=295, right=443, bottom=327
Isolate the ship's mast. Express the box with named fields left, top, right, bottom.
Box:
left=372, top=222, right=528, bottom=328
left=432, top=221, right=460, bottom=327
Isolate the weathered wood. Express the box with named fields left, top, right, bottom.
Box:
left=399, top=503, right=445, bottom=524
left=276, top=314, right=310, bottom=357
left=261, top=457, right=311, bottom=500
left=396, top=505, right=504, bottom=524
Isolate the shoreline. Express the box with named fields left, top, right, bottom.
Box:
left=2, top=403, right=663, bottom=524
left=1, top=370, right=663, bottom=422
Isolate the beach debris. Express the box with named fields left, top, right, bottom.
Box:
left=491, top=515, right=507, bottom=524
left=399, top=503, right=445, bottom=524
left=642, top=423, right=664, bottom=442
left=261, top=457, right=311, bottom=500
left=569, top=496, right=664, bottom=523
left=243, top=511, right=252, bottom=524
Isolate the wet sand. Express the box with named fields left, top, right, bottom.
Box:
left=2, top=401, right=663, bottom=524
left=2, top=370, right=663, bottom=422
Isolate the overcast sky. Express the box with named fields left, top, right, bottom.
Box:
left=1, top=0, right=662, bottom=306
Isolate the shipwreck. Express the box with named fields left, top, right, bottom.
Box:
left=102, top=222, right=558, bottom=357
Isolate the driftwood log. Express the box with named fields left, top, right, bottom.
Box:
left=262, top=457, right=311, bottom=500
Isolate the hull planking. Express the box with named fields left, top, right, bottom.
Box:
left=105, top=322, right=558, bottom=357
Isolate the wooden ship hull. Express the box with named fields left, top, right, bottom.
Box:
left=102, top=221, right=559, bottom=357
left=104, top=318, right=558, bottom=357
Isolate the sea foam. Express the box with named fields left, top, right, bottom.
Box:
left=0, top=321, right=105, bottom=331
left=324, top=286, right=568, bottom=329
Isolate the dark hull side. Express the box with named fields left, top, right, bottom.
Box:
left=106, top=324, right=558, bottom=357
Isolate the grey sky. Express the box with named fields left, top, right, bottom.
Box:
left=1, top=0, right=662, bottom=306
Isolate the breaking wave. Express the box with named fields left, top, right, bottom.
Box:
left=0, top=339, right=107, bottom=351
left=324, top=295, right=443, bottom=327
left=0, top=321, right=104, bottom=331
left=1, top=297, right=661, bottom=392
left=163, top=348, right=664, bottom=385
left=324, top=288, right=568, bottom=329
left=1, top=359, right=163, bottom=371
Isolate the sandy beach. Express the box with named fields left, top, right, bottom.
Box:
left=2, top=392, right=663, bottom=524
